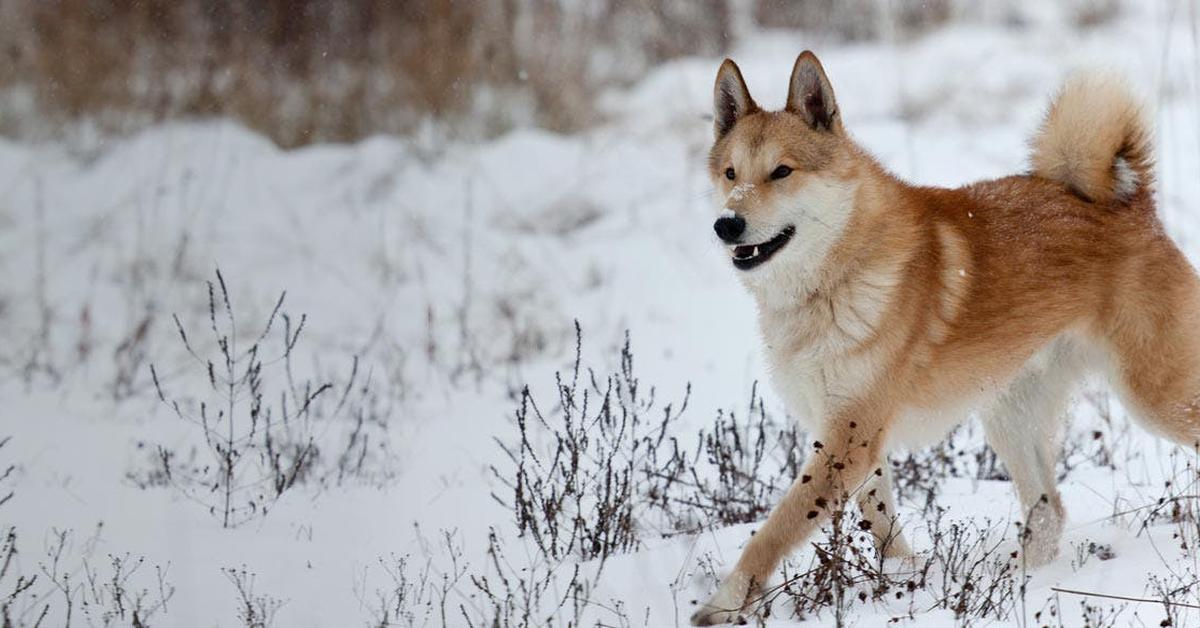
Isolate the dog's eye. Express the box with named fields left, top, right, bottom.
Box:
left=770, top=165, right=793, bottom=180
left=724, top=167, right=736, bottom=180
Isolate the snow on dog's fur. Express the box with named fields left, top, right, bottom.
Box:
left=693, top=51, right=1200, bottom=625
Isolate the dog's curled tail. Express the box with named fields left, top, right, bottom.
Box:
left=1030, top=74, right=1153, bottom=205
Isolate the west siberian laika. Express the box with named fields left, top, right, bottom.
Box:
left=693, top=50, right=1200, bottom=625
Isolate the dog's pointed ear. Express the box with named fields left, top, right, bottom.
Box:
left=714, top=59, right=757, bottom=140
left=786, top=51, right=840, bottom=132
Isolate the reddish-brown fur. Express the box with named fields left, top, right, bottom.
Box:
left=693, top=52, right=1200, bottom=625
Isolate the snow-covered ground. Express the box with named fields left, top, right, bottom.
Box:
left=6, top=2, right=1200, bottom=626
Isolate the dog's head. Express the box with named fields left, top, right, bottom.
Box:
left=709, top=52, right=859, bottom=292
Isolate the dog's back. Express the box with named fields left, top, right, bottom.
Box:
left=892, top=74, right=1178, bottom=421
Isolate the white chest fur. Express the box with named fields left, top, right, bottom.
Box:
left=757, top=278, right=894, bottom=438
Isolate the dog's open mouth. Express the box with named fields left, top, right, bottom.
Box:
left=730, top=226, right=795, bottom=270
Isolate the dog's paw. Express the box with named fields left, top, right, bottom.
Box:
left=1021, top=540, right=1061, bottom=568
left=1021, top=500, right=1064, bottom=568
left=690, top=571, right=752, bottom=626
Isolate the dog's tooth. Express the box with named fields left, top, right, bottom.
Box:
left=753, top=246, right=760, bottom=257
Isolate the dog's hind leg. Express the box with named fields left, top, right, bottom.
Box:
left=855, top=462, right=913, bottom=558
left=1104, top=251, right=1200, bottom=449
left=982, top=343, right=1082, bottom=567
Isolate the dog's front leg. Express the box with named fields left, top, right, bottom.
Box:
left=691, top=410, right=888, bottom=625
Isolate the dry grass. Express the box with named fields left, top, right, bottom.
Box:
left=0, top=0, right=731, bottom=147
left=0, top=0, right=996, bottom=147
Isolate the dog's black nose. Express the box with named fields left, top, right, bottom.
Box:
left=713, top=215, right=746, bottom=243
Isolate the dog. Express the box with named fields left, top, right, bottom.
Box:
left=692, top=50, right=1199, bottom=625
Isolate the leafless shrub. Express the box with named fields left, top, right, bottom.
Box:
left=110, top=312, right=154, bottom=401
left=0, top=436, right=13, bottom=510
left=358, top=554, right=434, bottom=628
left=124, top=442, right=175, bottom=491
left=1, top=527, right=47, bottom=628
left=929, top=515, right=1024, bottom=621
left=146, top=270, right=328, bottom=526
left=4, top=170, right=196, bottom=399
left=1059, top=390, right=1125, bottom=481
left=1118, top=447, right=1200, bottom=536
left=14, top=178, right=59, bottom=390
left=415, top=530, right=473, bottom=628
left=890, top=424, right=1002, bottom=514
left=144, top=269, right=379, bottom=527
left=469, top=528, right=593, bottom=628
left=358, top=532, right=474, bottom=628
left=79, top=553, right=175, bottom=627
left=225, top=566, right=284, bottom=628
left=358, top=526, right=617, bottom=628
left=327, top=373, right=396, bottom=488
left=0, top=442, right=38, bottom=627
left=1037, top=592, right=1129, bottom=628
left=654, top=382, right=805, bottom=533
left=1147, top=570, right=1200, bottom=627
left=1076, top=597, right=1129, bottom=628
left=39, top=528, right=77, bottom=625
left=744, top=502, right=1024, bottom=625
left=492, top=325, right=808, bottom=568
left=1110, top=447, right=1200, bottom=626
left=1, top=526, right=173, bottom=628
left=491, top=326, right=684, bottom=564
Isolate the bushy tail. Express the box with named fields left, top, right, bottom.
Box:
left=1030, top=74, right=1153, bottom=205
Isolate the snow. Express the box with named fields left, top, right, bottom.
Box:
left=6, top=3, right=1200, bottom=626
